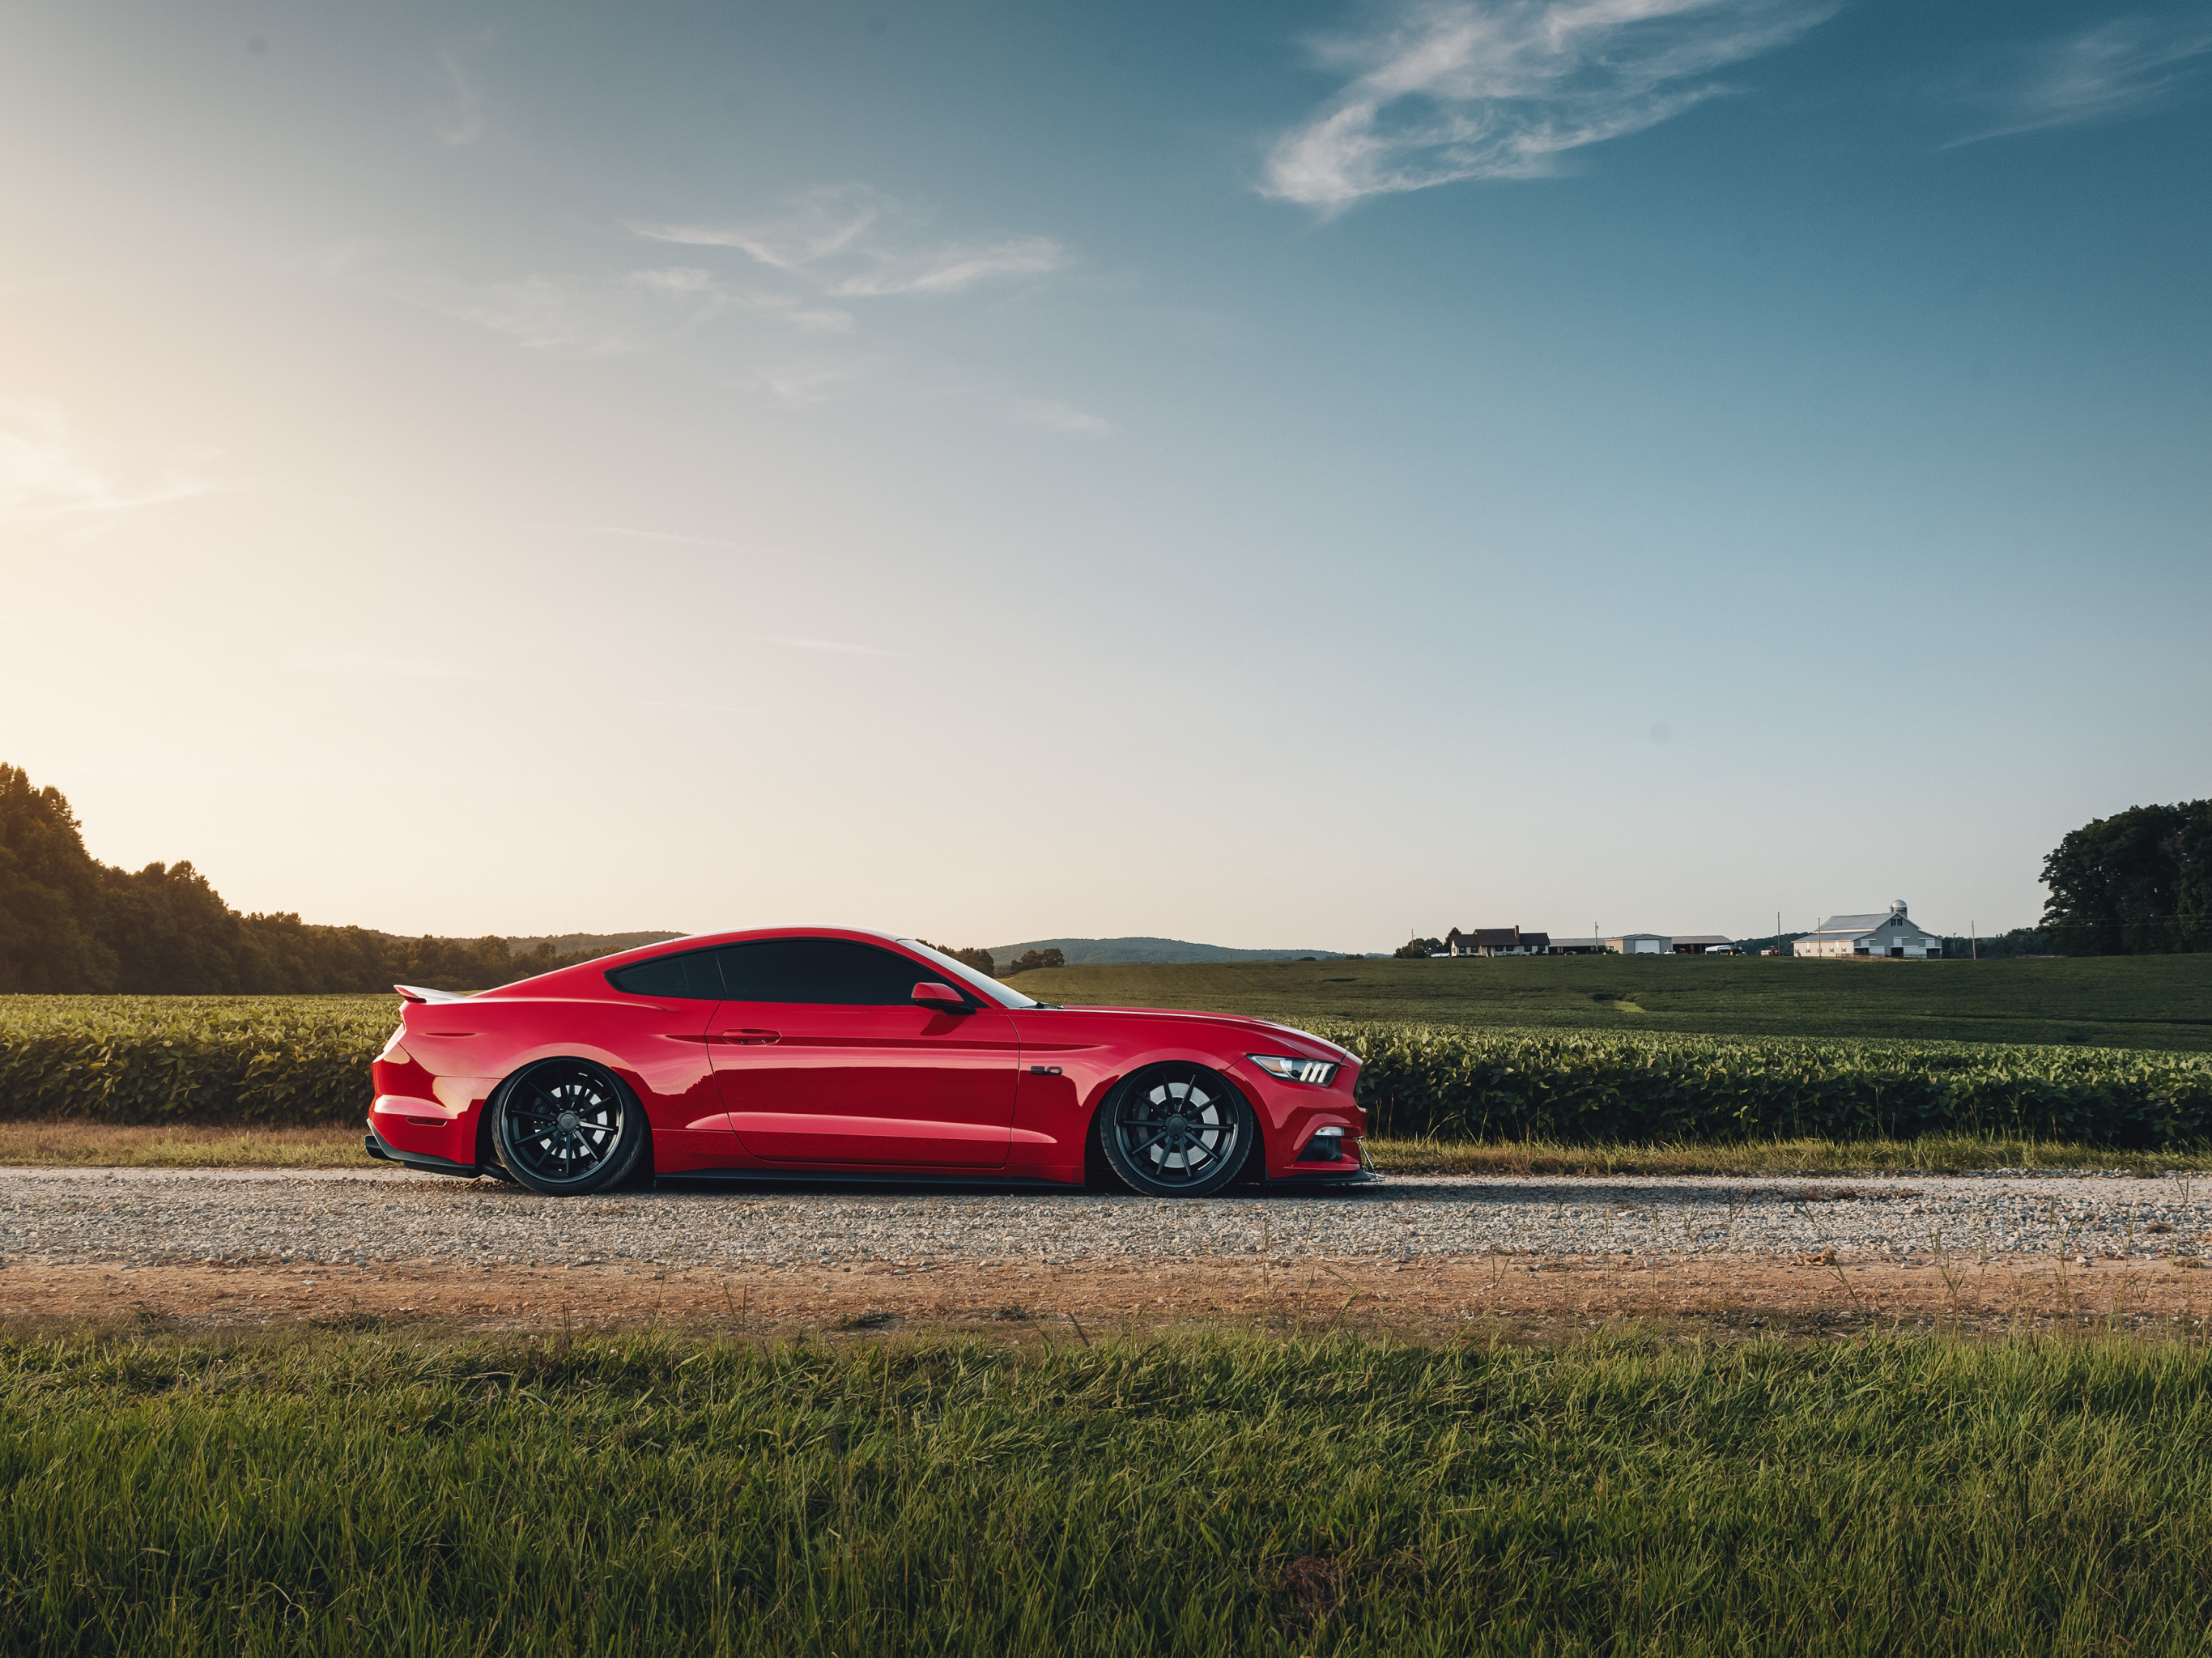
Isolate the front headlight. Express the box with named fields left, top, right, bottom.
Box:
left=1249, top=1054, right=1340, bottom=1086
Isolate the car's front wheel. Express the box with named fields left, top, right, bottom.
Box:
left=1098, top=1063, right=1255, bottom=1197
left=491, top=1059, right=648, bottom=1196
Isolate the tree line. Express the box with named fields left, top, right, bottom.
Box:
left=8, top=755, right=2198, bottom=994
left=1, top=763, right=1078, bottom=995
left=0, top=766, right=611, bottom=994
left=915, top=943, right=1066, bottom=978
left=2040, top=799, right=2212, bottom=955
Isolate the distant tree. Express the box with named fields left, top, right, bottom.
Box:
left=1005, top=947, right=1065, bottom=974
left=1938, top=929, right=2056, bottom=959
left=98, top=861, right=252, bottom=993
left=2041, top=801, right=2212, bottom=955
left=919, top=941, right=997, bottom=977
left=0, top=763, right=114, bottom=991
left=1393, top=937, right=1443, bottom=959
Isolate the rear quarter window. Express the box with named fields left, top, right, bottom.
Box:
left=606, top=951, right=724, bottom=1000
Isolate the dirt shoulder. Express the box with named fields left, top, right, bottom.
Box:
left=8, top=1252, right=2209, bottom=1341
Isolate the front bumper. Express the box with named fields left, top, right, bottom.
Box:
left=1271, top=1155, right=1382, bottom=1185
left=1230, top=1057, right=1369, bottom=1180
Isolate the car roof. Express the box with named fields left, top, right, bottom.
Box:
left=645, top=925, right=905, bottom=954
left=474, top=927, right=923, bottom=999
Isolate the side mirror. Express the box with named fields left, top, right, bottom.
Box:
left=911, top=981, right=972, bottom=1014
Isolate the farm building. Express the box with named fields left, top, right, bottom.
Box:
left=1444, top=927, right=1551, bottom=956
left=1591, top=933, right=1738, bottom=954
left=1794, top=900, right=1943, bottom=959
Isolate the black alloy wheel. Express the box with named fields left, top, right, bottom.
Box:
left=491, top=1059, right=647, bottom=1196
left=1099, top=1063, right=1253, bottom=1197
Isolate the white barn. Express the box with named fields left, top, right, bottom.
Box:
left=1795, top=900, right=1943, bottom=959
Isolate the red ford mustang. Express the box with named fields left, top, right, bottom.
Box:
left=365, top=927, right=1370, bottom=1198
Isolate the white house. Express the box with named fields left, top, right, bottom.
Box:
left=1794, top=900, right=1943, bottom=959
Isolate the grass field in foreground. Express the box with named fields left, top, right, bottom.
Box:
left=0, top=1121, right=374, bottom=1168
left=1013, top=951, right=2212, bottom=1052
left=8, top=1120, right=2210, bottom=1175
left=8, top=1326, right=2212, bottom=1655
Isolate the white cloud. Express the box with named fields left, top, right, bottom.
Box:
left=638, top=699, right=751, bottom=715
left=558, top=525, right=742, bottom=551
left=627, top=185, right=1073, bottom=297
left=369, top=261, right=849, bottom=355
left=764, top=636, right=897, bottom=657
left=289, top=650, right=483, bottom=679
left=1012, top=399, right=1117, bottom=436
left=1261, top=0, right=1834, bottom=210
left=433, top=46, right=485, bottom=147
left=0, top=399, right=210, bottom=521
left=751, top=361, right=861, bottom=405
left=1949, top=15, right=2212, bottom=146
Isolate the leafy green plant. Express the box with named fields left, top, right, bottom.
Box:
left=6, top=997, right=2212, bottom=1146
left=0, top=997, right=391, bottom=1126
left=1323, top=1020, right=2212, bottom=1147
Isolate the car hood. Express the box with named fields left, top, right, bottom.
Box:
left=1020, top=1005, right=1358, bottom=1065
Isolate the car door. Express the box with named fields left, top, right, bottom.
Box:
left=705, top=937, right=1020, bottom=1167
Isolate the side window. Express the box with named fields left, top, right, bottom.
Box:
left=713, top=938, right=950, bottom=1005
left=606, top=950, right=725, bottom=1000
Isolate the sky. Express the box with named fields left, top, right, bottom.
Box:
left=2, top=0, right=2206, bottom=952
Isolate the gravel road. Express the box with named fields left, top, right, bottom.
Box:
left=5, top=1167, right=2210, bottom=1273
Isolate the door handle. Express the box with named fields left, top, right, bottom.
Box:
left=720, top=1029, right=781, bottom=1044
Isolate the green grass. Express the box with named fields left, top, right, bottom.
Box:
left=11, top=1326, right=2212, bottom=1654
left=0, top=1120, right=372, bottom=1168
left=1015, top=951, right=2212, bottom=1051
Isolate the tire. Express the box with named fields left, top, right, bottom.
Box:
left=490, top=1059, right=649, bottom=1197
left=1097, top=1063, right=1256, bottom=1198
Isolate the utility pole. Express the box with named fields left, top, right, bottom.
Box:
left=1972, top=920, right=1976, bottom=961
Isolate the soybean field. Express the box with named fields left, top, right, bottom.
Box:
left=6, top=987, right=2212, bottom=1148
left=1010, top=952, right=2212, bottom=1052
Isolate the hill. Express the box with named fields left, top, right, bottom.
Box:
left=1006, top=953, right=2212, bottom=1052
left=499, top=932, right=682, bottom=959
left=986, top=936, right=1357, bottom=966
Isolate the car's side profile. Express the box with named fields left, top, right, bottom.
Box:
left=364, top=928, right=1369, bottom=1197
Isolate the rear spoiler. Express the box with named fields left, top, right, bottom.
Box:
left=394, top=984, right=472, bottom=1004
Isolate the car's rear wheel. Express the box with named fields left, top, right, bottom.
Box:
left=1099, top=1063, right=1255, bottom=1197
left=491, top=1059, right=647, bottom=1197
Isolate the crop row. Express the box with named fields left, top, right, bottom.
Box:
left=1319, top=1021, right=2212, bottom=1148
left=0, top=997, right=393, bottom=1128
left=5, top=996, right=2212, bottom=1146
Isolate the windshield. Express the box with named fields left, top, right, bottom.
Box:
left=896, top=939, right=1042, bottom=1010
